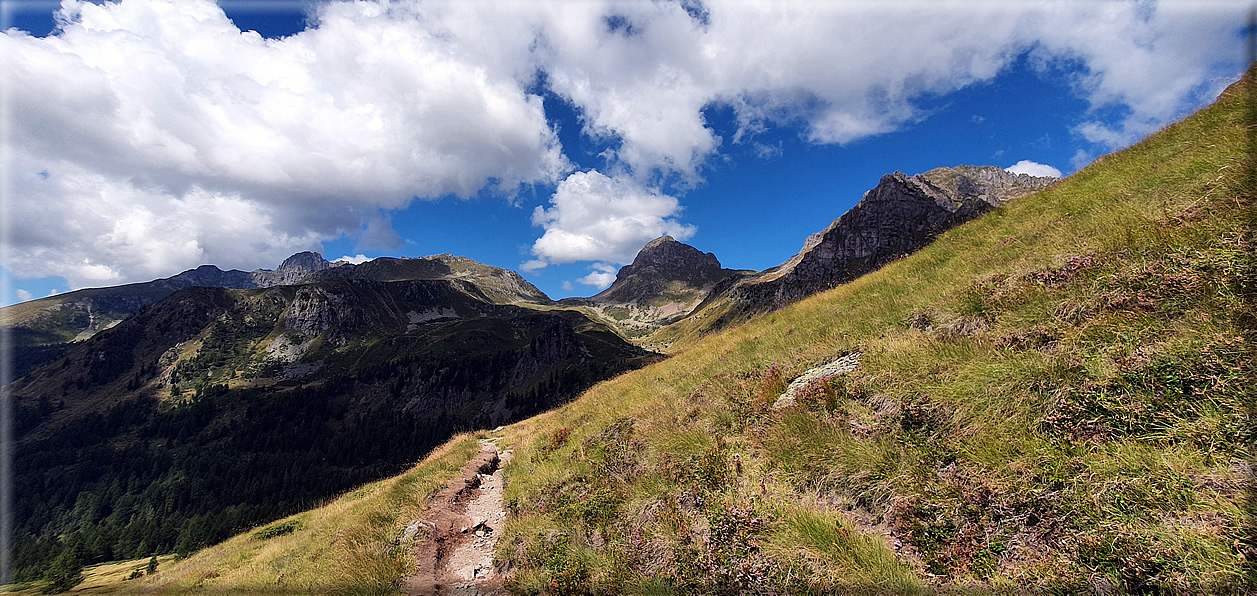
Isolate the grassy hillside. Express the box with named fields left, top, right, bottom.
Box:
left=20, top=69, right=1253, bottom=594
left=486, top=70, right=1254, bottom=593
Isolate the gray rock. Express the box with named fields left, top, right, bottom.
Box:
left=561, top=236, right=752, bottom=337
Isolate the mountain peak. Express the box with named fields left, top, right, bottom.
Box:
left=703, top=163, right=1056, bottom=331
left=582, top=237, right=746, bottom=336
left=620, top=236, right=719, bottom=277
left=277, top=251, right=331, bottom=274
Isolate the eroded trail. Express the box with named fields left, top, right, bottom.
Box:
left=402, top=439, right=513, bottom=595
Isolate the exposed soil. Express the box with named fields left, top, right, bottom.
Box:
left=402, top=439, right=513, bottom=595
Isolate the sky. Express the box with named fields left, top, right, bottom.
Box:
left=0, top=0, right=1250, bottom=304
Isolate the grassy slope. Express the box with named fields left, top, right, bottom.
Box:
left=21, top=72, right=1253, bottom=594
left=488, top=72, right=1255, bottom=594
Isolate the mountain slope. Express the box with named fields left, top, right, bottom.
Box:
left=307, top=254, right=550, bottom=304
left=1, top=252, right=331, bottom=379
left=8, top=277, right=654, bottom=582
left=649, top=165, right=1055, bottom=348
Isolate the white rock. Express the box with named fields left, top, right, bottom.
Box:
left=772, top=352, right=862, bottom=409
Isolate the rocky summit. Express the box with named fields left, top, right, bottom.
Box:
left=253, top=250, right=334, bottom=286
left=594, top=236, right=742, bottom=304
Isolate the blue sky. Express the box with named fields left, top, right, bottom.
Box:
left=1, top=0, right=1249, bottom=304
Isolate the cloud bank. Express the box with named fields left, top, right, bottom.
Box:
left=1005, top=160, right=1063, bottom=178
left=3, top=0, right=1246, bottom=287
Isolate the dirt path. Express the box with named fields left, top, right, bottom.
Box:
left=402, top=438, right=513, bottom=595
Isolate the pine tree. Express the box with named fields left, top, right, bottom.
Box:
left=146, top=555, right=158, bottom=575
left=42, top=547, right=83, bottom=593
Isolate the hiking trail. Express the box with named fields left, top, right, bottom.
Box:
left=402, top=438, right=513, bottom=595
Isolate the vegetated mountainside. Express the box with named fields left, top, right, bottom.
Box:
left=559, top=236, right=752, bottom=341
left=8, top=276, right=656, bottom=583
left=1, top=251, right=333, bottom=379
left=649, top=165, right=1055, bottom=349
left=40, top=69, right=1255, bottom=595
left=2, top=252, right=549, bottom=378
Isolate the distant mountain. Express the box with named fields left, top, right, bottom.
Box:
left=652, top=165, right=1056, bottom=344
left=2, top=252, right=550, bottom=378
left=253, top=250, right=334, bottom=285
left=10, top=275, right=653, bottom=578
left=559, top=236, right=750, bottom=338
left=307, top=254, right=550, bottom=304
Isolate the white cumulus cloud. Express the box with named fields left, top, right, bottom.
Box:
left=334, top=254, right=372, bottom=265
left=575, top=263, right=618, bottom=290
left=526, top=170, right=695, bottom=269
left=1005, top=160, right=1062, bottom=178
left=6, top=157, right=324, bottom=288
left=3, top=0, right=566, bottom=287
left=15, top=289, right=33, bottom=303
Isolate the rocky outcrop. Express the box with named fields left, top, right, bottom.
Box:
left=282, top=286, right=342, bottom=336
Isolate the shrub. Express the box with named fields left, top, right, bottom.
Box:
left=253, top=519, right=303, bottom=540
